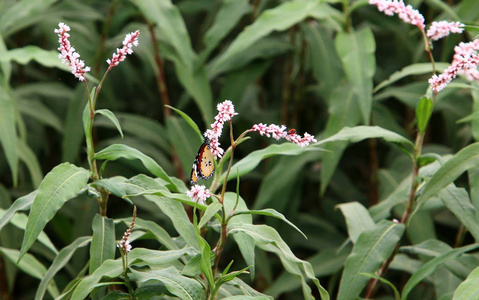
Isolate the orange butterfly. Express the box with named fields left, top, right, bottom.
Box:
left=190, top=137, right=215, bottom=185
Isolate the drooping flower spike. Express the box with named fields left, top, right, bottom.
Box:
left=54, top=23, right=91, bottom=81
left=107, top=30, right=140, bottom=71
left=369, top=0, right=425, bottom=30
left=429, top=39, right=479, bottom=93
left=427, top=21, right=465, bottom=41
left=251, top=123, right=317, bottom=147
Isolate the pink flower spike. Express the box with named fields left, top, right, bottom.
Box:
left=107, top=30, right=140, bottom=70
left=427, top=21, right=465, bottom=41
left=187, top=185, right=211, bottom=205
left=118, top=206, right=136, bottom=253
left=429, top=39, right=479, bottom=93
left=54, top=23, right=91, bottom=81
left=251, top=124, right=317, bottom=147
left=369, top=0, right=425, bottom=30
left=208, top=137, right=224, bottom=159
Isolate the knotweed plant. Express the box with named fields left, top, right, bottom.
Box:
left=2, top=23, right=326, bottom=300
left=359, top=0, right=477, bottom=298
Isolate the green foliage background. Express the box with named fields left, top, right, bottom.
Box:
left=1, top=0, right=479, bottom=299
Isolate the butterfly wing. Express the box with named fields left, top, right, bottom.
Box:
left=190, top=143, right=206, bottom=185
left=190, top=140, right=215, bottom=185
left=190, top=161, right=199, bottom=185
left=198, top=143, right=215, bottom=179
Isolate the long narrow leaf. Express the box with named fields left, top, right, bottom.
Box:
left=401, top=243, right=479, bottom=300
left=19, top=163, right=90, bottom=261
left=419, top=143, right=479, bottom=205
left=89, top=214, right=115, bottom=273
left=0, top=86, right=18, bottom=185
left=94, top=144, right=175, bottom=188
left=95, top=109, right=123, bottom=138
left=337, top=202, right=375, bottom=244
left=337, top=220, right=405, bottom=300
left=35, top=236, right=91, bottom=300
left=335, top=27, right=375, bottom=124
left=232, top=209, right=306, bottom=239
left=0, top=247, right=60, bottom=298
left=0, top=190, right=36, bottom=231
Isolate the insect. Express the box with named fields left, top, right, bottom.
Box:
left=287, top=128, right=297, bottom=135
left=190, top=137, right=215, bottom=185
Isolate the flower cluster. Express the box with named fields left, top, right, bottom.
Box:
left=119, top=206, right=137, bottom=253
left=369, top=0, right=425, bottom=30
left=54, top=23, right=91, bottom=81
left=427, top=21, right=465, bottom=41
left=204, top=100, right=238, bottom=159
left=429, top=39, right=479, bottom=93
left=251, top=124, right=317, bottom=147
left=187, top=185, right=211, bottom=204
left=107, top=30, right=140, bottom=70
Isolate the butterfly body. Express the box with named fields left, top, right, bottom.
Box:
left=190, top=137, right=215, bottom=185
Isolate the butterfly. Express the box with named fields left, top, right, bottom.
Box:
left=190, top=137, right=215, bottom=185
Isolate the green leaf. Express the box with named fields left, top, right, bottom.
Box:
left=416, top=97, right=433, bottom=134
left=94, top=144, right=175, bottom=188
left=401, top=243, right=479, bottom=300
left=425, top=0, right=460, bottom=19
left=337, top=220, right=405, bottom=300
left=0, top=247, right=60, bottom=299
left=62, top=86, right=87, bottom=163
left=453, top=266, right=479, bottom=300
left=35, top=236, right=91, bottom=300
left=337, top=202, right=375, bottom=244
left=223, top=193, right=256, bottom=280
left=198, top=236, right=215, bottom=289
left=71, top=248, right=191, bottom=299
left=200, top=0, right=250, bottom=62
left=0, top=33, right=11, bottom=84
left=373, top=63, right=449, bottom=93
left=117, top=217, right=178, bottom=250
left=0, top=0, right=56, bottom=36
left=210, top=37, right=292, bottom=76
left=0, top=46, right=97, bottom=82
left=19, top=163, right=90, bottom=261
left=198, top=201, right=222, bottom=229
left=17, top=98, right=63, bottom=132
left=0, top=190, right=35, bottom=232
left=0, top=208, right=58, bottom=255
left=438, top=187, right=479, bottom=242
left=131, top=0, right=212, bottom=122
left=302, top=22, right=344, bottom=98
left=166, top=105, right=202, bottom=140
left=360, top=273, right=400, bottom=300
left=232, top=208, right=306, bottom=239
left=89, top=214, right=115, bottom=273
left=222, top=297, right=271, bottom=300
left=121, top=175, right=198, bottom=249
left=335, top=27, right=376, bottom=124
left=210, top=1, right=336, bottom=76
left=419, top=143, right=479, bottom=205
left=95, top=109, right=123, bottom=138
left=131, top=267, right=205, bottom=300
left=229, top=223, right=329, bottom=300
left=315, top=126, right=414, bottom=154
left=225, top=143, right=314, bottom=183
left=0, top=86, right=18, bottom=185
left=18, top=140, right=43, bottom=188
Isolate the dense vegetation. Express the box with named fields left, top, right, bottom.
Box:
left=1, top=0, right=479, bottom=299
